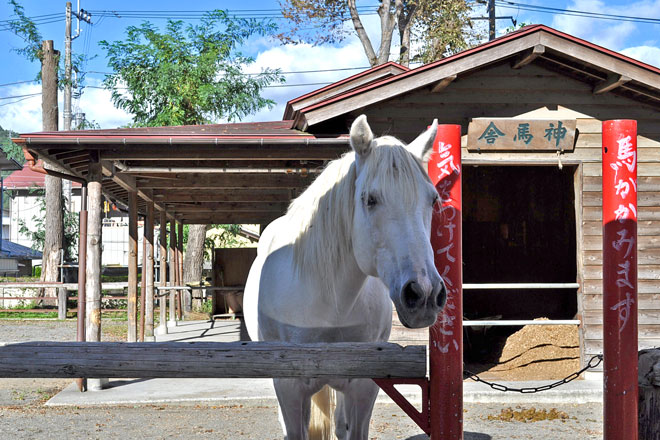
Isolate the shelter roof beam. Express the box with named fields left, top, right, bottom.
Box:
left=512, top=44, right=545, bottom=69
left=594, top=74, right=631, bottom=95
left=152, top=189, right=291, bottom=203
left=100, top=144, right=347, bottom=161
left=135, top=173, right=315, bottom=190
left=100, top=160, right=174, bottom=221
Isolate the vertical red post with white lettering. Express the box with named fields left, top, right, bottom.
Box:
left=428, top=124, right=463, bottom=439
left=602, top=120, right=638, bottom=440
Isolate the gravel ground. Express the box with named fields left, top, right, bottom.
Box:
left=0, top=399, right=602, bottom=440
left=0, top=320, right=603, bottom=439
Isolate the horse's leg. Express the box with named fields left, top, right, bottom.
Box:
left=336, top=379, right=380, bottom=440
left=334, top=391, right=348, bottom=440
left=273, top=378, right=323, bottom=440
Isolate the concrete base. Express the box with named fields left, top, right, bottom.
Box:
left=47, top=378, right=603, bottom=406
left=87, top=378, right=110, bottom=391
left=167, top=320, right=177, bottom=328
left=144, top=336, right=155, bottom=342
left=584, top=371, right=603, bottom=381
left=154, top=325, right=168, bottom=336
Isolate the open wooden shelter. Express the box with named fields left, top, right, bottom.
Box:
left=13, top=24, right=660, bottom=369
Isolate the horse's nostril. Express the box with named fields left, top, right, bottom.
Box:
left=402, top=281, right=424, bottom=308
left=435, top=284, right=447, bottom=309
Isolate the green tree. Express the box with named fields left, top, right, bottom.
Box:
left=277, top=0, right=478, bottom=67
left=99, top=11, right=283, bottom=126
left=100, top=11, right=283, bottom=312
left=0, top=126, right=24, bottom=168
left=17, top=190, right=79, bottom=260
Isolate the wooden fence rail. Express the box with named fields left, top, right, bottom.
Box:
left=0, top=341, right=426, bottom=379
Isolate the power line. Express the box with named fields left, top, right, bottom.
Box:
left=85, top=81, right=335, bottom=90
left=0, top=94, right=41, bottom=107
left=0, top=79, right=38, bottom=88
left=495, top=1, right=660, bottom=25
left=1, top=65, right=373, bottom=93
left=0, top=92, right=41, bottom=101
left=85, top=65, right=372, bottom=77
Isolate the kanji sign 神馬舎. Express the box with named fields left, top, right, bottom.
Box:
left=467, top=119, right=576, bottom=151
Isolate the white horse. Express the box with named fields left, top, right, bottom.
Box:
left=243, top=115, right=446, bottom=440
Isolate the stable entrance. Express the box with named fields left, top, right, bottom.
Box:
left=462, top=165, right=578, bottom=358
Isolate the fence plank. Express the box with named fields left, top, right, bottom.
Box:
left=0, top=341, right=426, bottom=379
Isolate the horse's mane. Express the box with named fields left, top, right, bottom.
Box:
left=285, top=136, right=430, bottom=290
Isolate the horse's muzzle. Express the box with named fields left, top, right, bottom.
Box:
left=396, top=278, right=446, bottom=329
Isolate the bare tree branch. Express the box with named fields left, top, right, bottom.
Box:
left=347, top=0, right=378, bottom=66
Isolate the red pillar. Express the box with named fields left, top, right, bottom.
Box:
left=428, top=124, right=463, bottom=439
left=602, top=120, right=638, bottom=440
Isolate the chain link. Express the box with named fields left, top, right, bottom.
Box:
left=463, top=354, right=603, bottom=393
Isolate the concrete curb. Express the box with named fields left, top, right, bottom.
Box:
left=46, top=378, right=603, bottom=407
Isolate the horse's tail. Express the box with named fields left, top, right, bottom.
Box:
left=309, top=385, right=335, bottom=440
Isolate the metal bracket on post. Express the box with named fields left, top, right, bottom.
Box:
left=373, top=378, right=430, bottom=435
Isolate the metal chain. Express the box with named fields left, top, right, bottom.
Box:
left=463, top=354, right=603, bottom=393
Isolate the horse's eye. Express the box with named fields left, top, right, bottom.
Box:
left=367, top=194, right=378, bottom=208
left=432, top=195, right=439, bottom=207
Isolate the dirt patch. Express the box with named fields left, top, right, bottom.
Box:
left=486, top=406, right=575, bottom=423
left=468, top=318, right=580, bottom=381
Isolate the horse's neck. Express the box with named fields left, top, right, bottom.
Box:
left=313, top=250, right=368, bottom=317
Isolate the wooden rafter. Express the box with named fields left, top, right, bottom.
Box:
left=512, top=44, right=545, bottom=69
left=431, top=75, right=457, bottom=93
left=594, top=74, right=632, bottom=95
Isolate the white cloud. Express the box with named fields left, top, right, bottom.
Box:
left=621, top=45, right=660, bottom=68
left=552, top=0, right=660, bottom=51
left=75, top=79, right=133, bottom=129
left=0, top=79, right=133, bottom=133
left=245, top=38, right=371, bottom=122
left=0, top=83, right=44, bottom=133
left=244, top=14, right=386, bottom=123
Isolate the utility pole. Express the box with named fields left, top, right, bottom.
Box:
left=64, top=1, right=92, bottom=132
left=64, top=2, right=72, bottom=131
left=488, top=0, right=496, bottom=41
left=64, top=1, right=91, bottom=211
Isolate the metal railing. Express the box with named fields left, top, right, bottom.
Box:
left=462, top=282, right=580, bottom=327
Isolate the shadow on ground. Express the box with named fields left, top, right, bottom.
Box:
left=407, top=432, right=491, bottom=440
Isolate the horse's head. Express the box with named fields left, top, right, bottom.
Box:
left=349, top=115, right=446, bottom=328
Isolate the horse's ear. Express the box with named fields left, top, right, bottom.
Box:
left=407, top=119, right=438, bottom=160
left=350, top=115, right=374, bottom=158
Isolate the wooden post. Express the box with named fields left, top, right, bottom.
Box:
left=139, top=214, right=147, bottom=342
left=57, top=287, right=67, bottom=320
left=429, top=124, right=463, bottom=439
left=174, top=221, right=182, bottom=320
left=85, top=158, right=107, bottom=390
left=603, top=120, right=638, bottom=440
left=144, top=201, right=155, bottom=341
left=75, top=185, right=87, bottom=392
left=155, top=211, right=168, bottom=336
left=177, top=221, right=187, bottom=313
left=40, top=39, right=62, bottom=304
left=127, top=191, right=138, bottom=342
left=168, top=219, right=177, bottom=326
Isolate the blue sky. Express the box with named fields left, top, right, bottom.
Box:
left=1, top=0, right=659, bottom=133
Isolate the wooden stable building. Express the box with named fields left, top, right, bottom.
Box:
left=15, top=25, right=660, bottom=368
